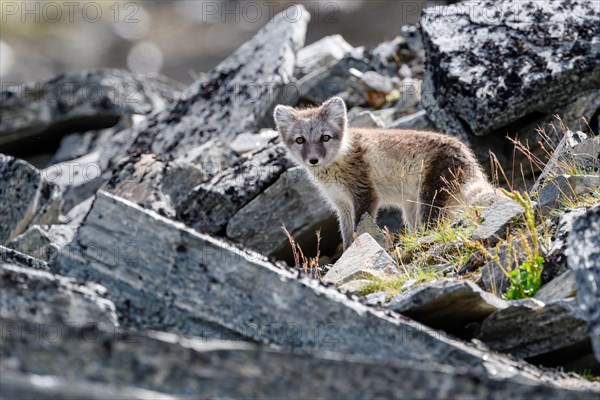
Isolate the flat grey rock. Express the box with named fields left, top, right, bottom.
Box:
left=226, top=167, right=337, bottom=257
left=567, top=204, right=600, bottom=362
left=7, top=224, right=75, bottom=262
left=535, top=270, right=577, bottom=304
left=356, top=212, right=389, bottom=249
left=1, top=263, right=117, bottom=328
left=295, top=34, right=355, bottom=79
left=477, top=298, right=592, bottom=368
left=0, top=154, right=61, bottom=244
left=387, top=280, right=508, bottom=334
left=538, top=175, right=600, bottom=213
left=2, top=318, right=597, bottom=399
left=323, top=233, right=397, bottom=285
left=472, top=197, right=524, bottom=242
left=421, top=0, right=600, bottom=139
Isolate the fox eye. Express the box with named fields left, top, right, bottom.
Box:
left=321, top=135, right=331, bottom=142
left=295, top=137, right=305, bottom=144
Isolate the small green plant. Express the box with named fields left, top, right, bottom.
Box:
left=503, top=255, right=544, bottom=299
left=580, top=369, right=600, bottom=382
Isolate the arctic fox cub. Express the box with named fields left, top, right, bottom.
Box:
left=274, top=97, right=498, bottom=250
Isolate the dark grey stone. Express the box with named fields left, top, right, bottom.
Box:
left=0, top=245, right=49, bottom=271
left=471, top=197, right=524, bottom=242
left=0, top=70, right=180, bottom=152
left=387, top=280, right=508, bottom=334
left=567, top=204, right=600, bottom=362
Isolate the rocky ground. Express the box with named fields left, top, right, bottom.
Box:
left=1, top=1, right=600, bottom=398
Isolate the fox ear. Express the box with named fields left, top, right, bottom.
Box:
left=321, top=97, right=347, bottom=130
left=273, top=105, right=297, bottom=137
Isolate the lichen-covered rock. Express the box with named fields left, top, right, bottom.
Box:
left=544, top=207, right=588, bottom=282
left=0, top=154, right=61, bottom=244
left=0, top=70, right=180, bottom=152
left=421, top=0, right=600, bottom=139
left=1, top=263, right=117, bottom=328
left=119, top=5, right=310, bottom=161
left=387, top=280, right=508, bottom=335
left=323, top=233, right=397, bottom=285
left=0, top=245, right=49, bottom=271
left=226, top=167, right=337, bottom=257
left=567, top=204, right=600, bottom=362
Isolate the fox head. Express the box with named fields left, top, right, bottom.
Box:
left=274, top=97, right=348, bottom=168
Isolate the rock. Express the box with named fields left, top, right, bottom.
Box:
left=347, top=109, right=385, bottom=128
left=60, top=196, right=95, bottom=227
left=480, top=239, right=530, bottom=296
left=0, top=70, right=180, bottom=152
left=0, top=371, right=174, bottom=400
left=0, top=245, right=49, bottom=271
left=226, top=167, right=337, bottom=258
left=388, top=110, right=434, bottom=130
left=2, top=319, right=597, bottom=399
left=387, top=280, right=508, bottom=336
left=322, top=233, right=397, bottom=286
left=567, top=204, right=600, bottom=362
left=104, top=154, right=176, bottom=218
left=177, top=143, right=292, bottom=234
left=532, top=130, right=591, bottom=193
left=537, top=175, right=600, bottom=213
left=1, top=263, right=117, bottom=328
left=7, top=224, right=75, bottom=262
left=230, top=129, right=278, bottom=155
left=421, top=0, right=600, bottom=139
left=364, top=291, right=387, bottom=306
left=471, top=197, right=524, bottom=242
left=356, top=213, right=389, bottom=249
left=544, top=207, right=588, bottom=282
left=295, top=34, right=355, bottom=79
left=0, top=154, right=61, bottom=244
left=477, top=298, right=593, bottom=369
left=535, top=270, right=577, bottom=303
left=118, top=6, right=309, bottom=162
left=337, top=279, right=371, bottom=294
left=48, top=190, right=584, bottom=382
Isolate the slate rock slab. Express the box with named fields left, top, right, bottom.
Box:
left=7, top=224, right=76, bottom=262
left=421, top=0, right=600, bottom=139
left=120, top=5, right=310, bottom=161
left=472, top=197, right=523, bottom=242
left=322, top=233, right=397, bottom=285
left=49, top=190, right=593, bottom=383
left=567, top=203, right=600, bottom=362
left=0, top=154, right=61, bottom=244
left=2, top=318, right=598, bottom=399
left=226, top=167, right=337, bottom=257
left=537, top=174, right=600, bottom=213
left=0, top=69, right=180, bottom=151
left=387, top=280, right=508, bottom=334
left=0, top=245, right=49, bottom=271
left=1, top=263, right=117, bottom=328
left=535, top=270, right=577, bottom=304
left=477, top=298, right=592, bottom=367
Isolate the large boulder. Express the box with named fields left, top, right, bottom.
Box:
left=0, top=154, right=61, bottom=244
left=52, top=190, right=598, bottom=385
left=421, top=0, right=600, bottom=139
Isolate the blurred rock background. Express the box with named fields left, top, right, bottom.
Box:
left=1, top=0, right=452, bottom=85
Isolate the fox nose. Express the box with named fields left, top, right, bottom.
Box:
left=309, top=158, right=319, bottom=165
